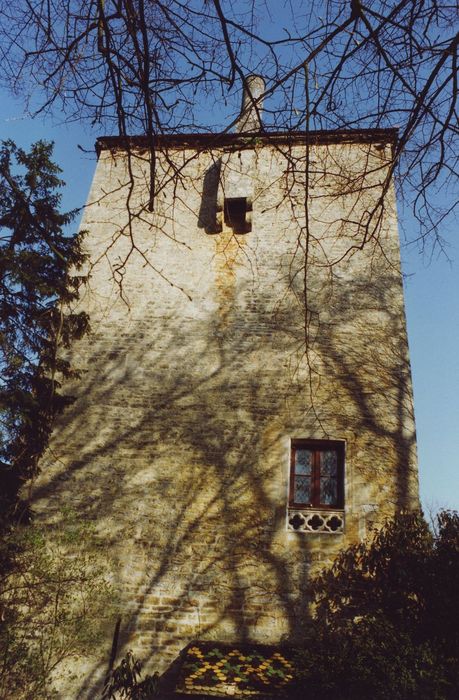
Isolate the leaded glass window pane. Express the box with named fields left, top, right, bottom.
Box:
left=294, top=475, right=311, bottom=504
left=320, top=450, right=337, bottom=476
left=320, top=476, right=338, bottom=505
left=295, top=449, right=313, bottom=475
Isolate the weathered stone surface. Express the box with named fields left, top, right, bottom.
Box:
left=33, top=133, right=418, bottom=697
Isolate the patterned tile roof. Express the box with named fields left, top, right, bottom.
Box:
left=174, top=642, right=296, bottom=698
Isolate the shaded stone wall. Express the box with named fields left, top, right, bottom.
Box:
left=33, top=135, right=418, bottom=696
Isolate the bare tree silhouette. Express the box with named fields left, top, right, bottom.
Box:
left=0, top=1, right=456, bottom=244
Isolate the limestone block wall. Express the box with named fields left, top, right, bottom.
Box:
left=33, top=132, right=418, bottom=695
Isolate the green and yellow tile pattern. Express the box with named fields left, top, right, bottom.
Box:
left=176, top=642, right=296, bottom=697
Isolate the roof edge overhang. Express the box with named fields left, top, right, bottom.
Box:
left=96, top=127, right=398, bottom=156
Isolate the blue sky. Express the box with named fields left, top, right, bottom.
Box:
left=1, top=92, right=458, bottom=514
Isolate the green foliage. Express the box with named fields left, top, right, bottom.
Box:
left=292, top=511, right=459, bottom=700
left=0, top=140, right=88, bottom=521
left=102, top=651, right=159, bottom=700
left=0, top=514, right=113, bottom=700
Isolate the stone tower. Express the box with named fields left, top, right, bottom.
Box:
left=33, top=83, right=418, bottom=694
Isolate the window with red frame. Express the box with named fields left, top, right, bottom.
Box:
left=289, top=440, right=344, bottom=509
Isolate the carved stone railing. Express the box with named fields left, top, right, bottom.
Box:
left=287, top=508, right=344, bottom=533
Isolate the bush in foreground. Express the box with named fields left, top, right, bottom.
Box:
left=0, top=515, right=112, bottom=699
left=292, top=511, right=459, bottom=700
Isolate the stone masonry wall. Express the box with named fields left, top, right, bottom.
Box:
left=32, top=134, right=418, bottom=697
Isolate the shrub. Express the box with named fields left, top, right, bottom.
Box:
left=292, top=511, right=459, bottom=700
left=0, top=514, right=113, bottom=699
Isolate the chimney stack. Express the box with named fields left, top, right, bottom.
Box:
left=235, top=74, right=265, bottom=133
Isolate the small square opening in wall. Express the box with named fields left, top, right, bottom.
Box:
left=288, top=439, right=345, bottom=534
left=224, top=197, right=252, bottom=233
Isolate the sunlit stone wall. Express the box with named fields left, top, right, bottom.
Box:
left=33, top=132, right=418, bottom=696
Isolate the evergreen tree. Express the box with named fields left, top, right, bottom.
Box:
left=0, top=140, right=88, bottom=523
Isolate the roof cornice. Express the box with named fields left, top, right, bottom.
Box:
left=96, top=128, right=398, bottom=156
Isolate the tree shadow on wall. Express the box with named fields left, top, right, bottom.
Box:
left=316, top=276, right=417, bottom=514
left=32, top=291, right=314, bottom=697
left=31, top=250, right=417, bottom=698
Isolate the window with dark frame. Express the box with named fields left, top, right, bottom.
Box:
left=289, top=440, right=344, bottom=510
